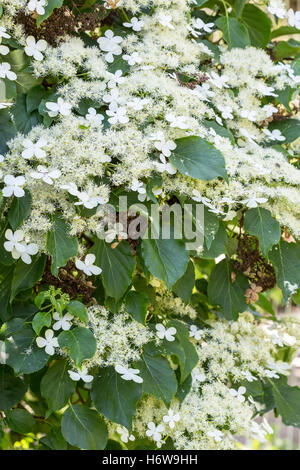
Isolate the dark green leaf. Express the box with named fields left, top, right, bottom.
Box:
left=57, top=327, right=96, bottom=365
left=125, top=291, right=148, bottom=325
left=46, top=215, right=78, bottom=277
left=41, top=359, right=76, bottom=412
left=244, top=208, right=280, bottom=256
left=0, top=365, right=27, bottom=411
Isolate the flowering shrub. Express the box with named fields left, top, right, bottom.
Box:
left=0, top=0, right=300, bottom=451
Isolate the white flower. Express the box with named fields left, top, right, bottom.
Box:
left=24, top=36, right=47, bottom=61
left=191, top=83, right=214, bottom=101
left=116, top=426, right=135, bottom=443
left=218, top=105, right=233, bottom=120
left=262, top=104, right=277, bottom=117
left=192, top=370, right=206, bottom=384
left=192, top=18, right=214, bottom=34
left=4, top=229, right=38, bottom=264
left=262, top=418, right=273, bottom=436
left=97, top=30, right=123, bottom=63
left=85, top=107, right=104, bottom=125
left=131, top=178, right=146, bottom=196
left=36, top=329, right=58, bottom=356
left=106, top=102, right=129, bottom=125
left=68, top=366, right=94, bottom=383
left=31, top=165, right=61, bottom=184
left=209, top=72, right=229, bottom=89
left=242, top=371, right=257, bottom=382
left=123, top=52, right=142, bottom=66
left=103, top=88, right=125, bottom=107
left=0, top=102, right=12, bottom=109
left=287, top=9, right=300, bottom=29
left=146, top=422, right=165, bottom=442
left=165, top=113, right=189, bottom=129
left=107, top=70, right=125, bottom=88
left=74, top=191, right=107, bottom=209
left=158, top=13, right=175, bottom=30
left=75, top=254, right=102, bottom=276
left=0, top=340, right=8, bottom=364
left=189, top=325, right=203, bottom=340
left=105, top=222, right=127, bottom=243
left=0, top=44, right=9, bottom=55
left=123, top=17, right=144, bottom=32
left=267, top=0, right=286, bottom=19
left=192, top=189, right=212, bottom=206
left=127, top=97, right=149, bottom=111
left=0, top=62, right=17, bottom=81
left=241, top=196, right=268, bottom=208
left=263, top=128, right=285, bottom=141
left=264, top=369, right=279, bottom=379
left=207, top=429, right=224, bottom=442
left=229, top=386, right=246, bottom=402
left=240, top=109, right=257, bottom=121
left=155, top=155, right=176, bottom=175
left=53, top=312, right=74, bottom=331
left=251, top=422, right=267, bottom=442
left=60, top=182, right=79, bottom=196
left=156, top=323, right=177, bottom=342
left=0, top=27, right=10, bottom=39
left=163, top=410, right=180, bottom=429
left=46, top=98, right=72, bottom=117
left=22, top=138, right=47, bottom=159
left=3, top=175, right=26, bottom=198
left=257, top=83, right=277, bottom=97
left=115, top=365, right=143, bottom=383
left=154, top=137, right=176, bottom=158
left=27, top=0, right=46, bottom=15
left=267, top=361, right=291, bottom=375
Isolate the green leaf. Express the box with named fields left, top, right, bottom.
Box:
left=170, top=136, right=227, bottom=181
left=241, top=4, right=271, bottom=48
left=269, top=119, right=300, bottom=143
left=0, top=109, right=17, bottom=154
left=37, top=0, right=64, bottom=26
left=46, top=215, right=78, bottom=277
left=172, top=260, right=195, bottom=303
left=7, top=190, right=32, bottom=230
left=135, top=343, right=177, bottom=405
left=271, top=26, right=300, bottom=39
left=244, top=208, right=280, bottom=256
left=41, top=359, right=76, bottom=412
left=5, top=409, right=35, bottom=434
left=91, top=239, right=135, bottom=300
left=91, top=367, right=142, bottom=429
left=6, top=325, right=49, bottom=374
left=215, top=16, right=250, bottom=49
left=208, top=259, right=249, bottom=320
left=125, top=291, right=148, bottom=325
left=269, top=241, right=300, bottom=303
left=40, top=426, right=68, bottom=450
left=66, top=300, right=88, bottom=323
left=32, top=311, right=52, bottom=335
left=0, top=264, right=14, bottom=322
left=201, top=222, right=228, bottom=259
left=0, top=365, right=27, bottom=411
left=12, top=94, right=42, bottom=134
left=202, top=120, right=235, bottom=145
left=141, top=226, right=189, bottom=290
left=10, top=255, right=46, bottom=302
left=273, top=40, right=300, bottom=60
left=61, top=404, right=108, bottom=450
left=271, top=379, right=300, bottom=427
left=57, top=327, right=96, bottom=365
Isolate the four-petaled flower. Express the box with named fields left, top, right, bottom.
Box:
left=241, top=196, right=268, bottom=208
left=28, top=0, right=46, bottom=15
left=209, top=71, right=229, bottom=89
left=3, top=175, right=26, bottom=198
left=192, top=18, right=214, bottom=34
left=68, top=366, right=94, bottom=383
left=123, top=52, right=142, bottom=66
left=22, top=138, right=47, bottom=159
left=123, top=17, right=144, bottom=32
left=31, top=165, right=61, bottom=185
left=156, top=323, right=177, bottom=342
left=115, top=365, right=143, bottom=383
left=75, top=254, right=102, bottom=276
left=189, top=325, right=203, bottom=340
left=107, top=70, right=125, bottom=88
left=165, top=113, right=189, bottom=129
left=267, top=0, right=286, bottom=19
left=106, top=103, right=129, bottom=125
left=163, top=409, right=180, bottom=429
left=146, top=422, right=165, bottom=444
left=74, top=191, right=107, bottom=209
left=53, top=312, right=74, bottom=331
left=46, top=98, right=72, bottom=117
left=0, top=26, right=10, bottom=39
left=242, top=371, right=257, bottom=382
left=287, top=9, right=300, bottom=29
left=116, top=426, right=135, bottom=443
left=4, top=229, right=38, bottom=264
left=24, top=36, right=47, bottom=61
left=0, top=62, right=17, bottom=81
left=207, top=429, right=224, bottom=442
left=158, top=13, right=175, bottom=30
left=155, top=155, right=176, bottom=175
left=263, top=128, right=285, bottom=141
left=131, top=178, right=146, bottom=201
left=127, top=97, right=149, bottom=111
left=229, top=386, right=246, bottom=402
left=85, top=107, right=104, bottom=125
left=97, top=30, right=123, bottom=63
left=154, top=136, right=176, bottom=158
left=36, top=329, right=59, bottom=356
